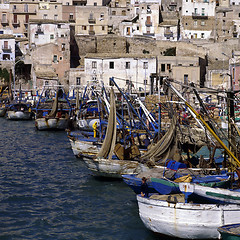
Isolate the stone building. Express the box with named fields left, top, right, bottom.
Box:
left=75, top=6, right=108, bottom=35
left=28, top=20, right=70, bottom=90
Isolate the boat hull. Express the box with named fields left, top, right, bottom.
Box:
left=35, top=118, right=68, bottom=130
left=7, top=111, right=33, bottom=120
left=122, top=174, right=158, bottom=194
left=69, top=138, right=101, bottom=156
left=82, top=157, right=146, bottom=178
left=137, top=194, right=240, bottom=239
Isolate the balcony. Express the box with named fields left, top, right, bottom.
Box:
left=2, top=45, right=12, bottom=52
left=1, top=19, right=9, bottom=26
left=69, top=18, right=75, bottom=23
left=164, top=30, right=173, bottom=38
left=89, top=30, right=95, bottom=35
left=12, top=20, right=20, bottom=26
left=36, top=28, right=44, bottom=34
left=145, top=21, right=152, bottom=27
left=88, top=18, right=96, bottom=24
left=192, top=13, right=208, bottom=19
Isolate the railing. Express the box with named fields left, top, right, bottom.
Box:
left=2, top=45, right=12, bottom=52
left=164, top=30, right=173, bottom=37
left=36, top=28, right=44, bottom=34
left=12, top=20, right=20, bottom=25
left=145, top=21, right=152, bottom=27
left=88, top=18, right=96, bottom=24
left=89, top=30, right=95, bottom=35
left=192, top=13, right=208, bottom=19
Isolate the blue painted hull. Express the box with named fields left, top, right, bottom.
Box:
left=122, top=174, right=158, bottom=194
left=151, top=174, right=230, bottom=195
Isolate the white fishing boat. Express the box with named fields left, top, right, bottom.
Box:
left=179, top=181, right=240, bottom=204
left=82, top=155, right=146, bottom=178
left=35, top=88, right=72, bottom=131
left=7, top=103, right=33, bottom=120
left=68, top=136, right=102, bottom=156
left=137, top=193, right=240, bottom=239
left=35, top=117, right=69, bottom=130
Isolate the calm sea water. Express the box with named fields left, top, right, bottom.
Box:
left=0, top=118, right=172, bottom=240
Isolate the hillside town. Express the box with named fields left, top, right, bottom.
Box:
left=0, top=0, right=239, bottom=96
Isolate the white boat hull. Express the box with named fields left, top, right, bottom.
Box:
left=7, top=111, right=32, bottom=120
left=69, top=138, right=101, bottom=156
left=137, top=195, right=240, bottom=239
left=35, top=118, right=68, bottom=130
left=82, top=157, right=146, bottom=178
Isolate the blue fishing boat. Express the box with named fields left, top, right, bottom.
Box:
left=122, top=174, right=158, bottom=194
left=218, top=223, right=240, bottom=240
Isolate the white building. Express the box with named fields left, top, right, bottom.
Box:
left=84, top=53, right=157, bottom=91
left=181, top=0, right=216, bottom=40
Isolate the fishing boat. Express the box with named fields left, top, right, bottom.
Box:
left=81, top=87, right=149, bottom=178
left=35, top=88, right=72, bottom=131
left=68, top=132, right=102, bottom=157
left=179, top=181, right=240, bottom=204
left=6, top=102, right=33, bottom=120
left=122, top=174, right=158, bottom=194
left=137, top=193, right=240, bottom=239
left=218, top=223, right=240, bottom=240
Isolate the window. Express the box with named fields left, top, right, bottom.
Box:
left=161, top=64, right=165, bottom=72
left=50, top=34, right=54, bottom=39
left=69, top=13, right=73, bottom=20
left=43, top=14, right=47, bottom=19
left=92, top=61, right=97, bottom=69
left=45, top=81, right=49, bottom=85
left=224, top=12, right=226, bottom=17
left=201, top=32, right=205, bottom=38
left=100, top=13, right=104, bottom=19
left=13, top=5, right=16, bottom=9
left=54, top=14, right=58, bottom=20
left=201, top=21, right=205, bottom=26
left=55, top=5, right=57, bottom=9
left=194, top=20, right=197, bottom=26
left=112, top=11, right=116, bottom=15
left=82, top=26, right=86, bottom=30
left=23, top=4, right=28, bottom=12
left=62, top=43, right=65, bottom=51
left=60, top=56, right=62, bottom=60
left=167, top=64, right=171, bottom=70
left=94, top=2, right=97, bottom=5
left=126, top=62, right=130, bottom=69
left=184, top=74, right=188, bottom=85
left=122, top=10, right=126, bottom=16
left=53, top=55, right=57, bottom=63
left=109, top=62, right=114, bottom=69
left=143, top=62, right=148, bottom=69
left=201, top=8, right=205, bottom=16
left=194, top=8, right=197, bottom=14
left=102, top=26, right=105, bottom=31
left=76, top=77, right=81, bottom=85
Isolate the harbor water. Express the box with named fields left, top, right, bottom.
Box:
left=0, top=118, right=172, bottom=240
